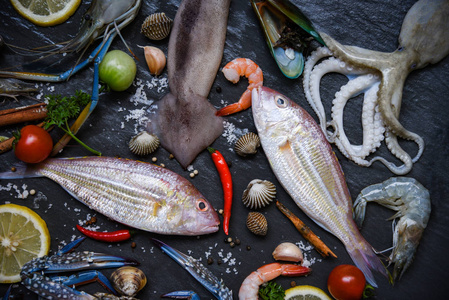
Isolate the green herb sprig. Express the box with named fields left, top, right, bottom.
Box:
left=258, top=281, right=285, bottom=300
left=44, top=90, right=101, bottom=156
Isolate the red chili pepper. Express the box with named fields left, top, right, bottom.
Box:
left=76, top=224, right=133, bottom=242
left=208, top=147, right=233, bottom=235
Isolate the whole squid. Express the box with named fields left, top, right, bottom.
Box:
left=146, top=0, right=231, bottom=168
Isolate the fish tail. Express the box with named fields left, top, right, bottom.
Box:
left=0, top=162, right=42, bottom=180
left=347, top=242, right=391, bottom=287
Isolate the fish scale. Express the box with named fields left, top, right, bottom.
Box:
left=252, top=86, right=389, bottom=287
left=0, top=157, right=219, bottom=236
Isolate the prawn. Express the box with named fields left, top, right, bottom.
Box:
left=353, top=177, right=431, bottom=281
left=0, top=78, right=38, bottom=101
left=238, top=262, right=311, bottom=300
left=216, top=58, right=263, bottom=116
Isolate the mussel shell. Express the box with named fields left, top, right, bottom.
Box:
left=141, top=12, right=173, bottom=40
left=234, top=132, right=260, bottom=157
left=111, top=266, right=147, bottom=297
left=129, top=131, right=160, bottom=156
left=250, top=0, right=324, bottom=78
left=242, top=179, right=276, bottom=209
left=246, top=212, right=268, bottom=236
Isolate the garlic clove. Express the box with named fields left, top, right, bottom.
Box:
left=272, top=242, right=303, bottom=262
left=143, top=46, right=166, bottom=75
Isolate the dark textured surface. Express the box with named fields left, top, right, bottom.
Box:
left=1, top=0, right=449, bottom=299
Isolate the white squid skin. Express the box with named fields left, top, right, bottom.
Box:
left=303, top=0, right=449, bottom=175
left=353, top=177, right=431, bottom=281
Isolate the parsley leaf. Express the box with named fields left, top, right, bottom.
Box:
left=259, top=281, right=285, bottom=300
left=44, top=90, right=101, bottom=155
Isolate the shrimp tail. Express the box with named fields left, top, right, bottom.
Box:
left=347, top=243, right=392, bottom=287
left=0, top=162, right=42, bottom=180
left=216, top=90, right=252, bottom=116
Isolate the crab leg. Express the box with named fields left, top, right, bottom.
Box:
left=50, top=270, right=118, bottom=295
left=162, top=290, right=201, bottom=300
left=152, top=239, right=233, bottom=300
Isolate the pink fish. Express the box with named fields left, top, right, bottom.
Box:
left=252, top=86, right=388, bottom=286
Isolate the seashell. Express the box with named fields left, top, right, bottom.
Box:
left=129, top=131, right=160, bottom=156
left=272, top=242, right=303, bottom=262
left=110, top=266, right=147, bottom=297
left=246, top=212, right=268, bottom=236
left=141, top=12, right=173, bottom=40
left=234, top=132, right=260, bottom=157
left=242, top=179, right=276, bottom=209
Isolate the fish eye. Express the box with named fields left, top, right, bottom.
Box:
left=275, top=96, right=287, bottom=108
left=196, top=199, right=209, bottom=211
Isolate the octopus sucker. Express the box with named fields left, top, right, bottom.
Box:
left=302, top=0, right=449, bottom=175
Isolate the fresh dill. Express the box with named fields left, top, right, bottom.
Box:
left=44, top=90, right=101, bottom=156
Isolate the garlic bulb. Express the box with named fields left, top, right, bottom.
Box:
left=142, top=46, right=166, bottom=75
left=272, top=242, right=303, bottom=262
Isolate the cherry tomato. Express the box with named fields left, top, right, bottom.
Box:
left=99, top=50, right=136, bottom=91
left=14, top=125, right=53, bottom=163
left=327, top=264, right=366, bottom=300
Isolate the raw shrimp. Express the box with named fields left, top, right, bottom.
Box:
left=238, top=262, right=311, bottom=300
left=216, top=58, right=263, bottom=116
left=353, top=177, right=431, bottom=281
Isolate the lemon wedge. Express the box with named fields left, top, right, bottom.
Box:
left=10, top=0, right=81, bottom=27
left=0, top=203, right=51, bottom=283
left=285, top=285, right=332, bottom=300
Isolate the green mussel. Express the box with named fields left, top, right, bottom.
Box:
left=251, top=0, right=325, bottom=79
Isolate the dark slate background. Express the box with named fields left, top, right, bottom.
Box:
left=1, top=0, right=448, bottom=299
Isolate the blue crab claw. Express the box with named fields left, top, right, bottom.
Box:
left=162, top=290, right=200, bottom=300
left=152, top=239, right=233, bottom=300
left=251, top=0, right=325, bottom=79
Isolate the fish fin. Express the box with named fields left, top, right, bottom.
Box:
left=147, top=93, right=223, bottom=168
left=0, top=162, right=41, bottom=180
left=347, top=243, right=391, bottom=287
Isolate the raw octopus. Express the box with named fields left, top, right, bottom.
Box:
left=303, top=0, right=449, bottom=175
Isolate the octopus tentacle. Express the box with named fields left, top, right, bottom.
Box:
left=377, top=66, right=425, bottom=162
left=303, top=47, right=333, bottom=134
left=369, top=130, right=413, bottom=175
left=332, top=76, right=384, bottom=165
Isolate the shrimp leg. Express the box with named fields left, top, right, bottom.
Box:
left=216, top=58, right=263, bottom=116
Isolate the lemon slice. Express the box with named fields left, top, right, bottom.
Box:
left=10, top=0, right=81, bottom=27
left=285, top=285, right=332, bottom=300
left=0, top=204, right=51, bottom=283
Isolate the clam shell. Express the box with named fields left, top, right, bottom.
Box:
left=246, top=212, right=268, bottom=236
left=234, top=132, right=260, bottom=157
left=111, top=266, right=147, bottom=297
left=129, top=131, right=160, bottom=156
left=141, top=12, right=173, bottom=40
left=242, top=179, right=276, bottom=209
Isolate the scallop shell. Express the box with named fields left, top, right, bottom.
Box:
left=242, top=179, right=276, bottom=209
left=129, top=131, right=160, bottom=156
left=141, top=12, right=173, bottom=40
left=111, top=266, right=147, bottom=297
left=246, top=212, right=268, bottom=236
left=234, top=132, right=260, bottom=157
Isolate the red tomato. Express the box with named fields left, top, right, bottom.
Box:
left=327, top=264, right=366, bottom=300
left=14, top=125, right=53, bottom=163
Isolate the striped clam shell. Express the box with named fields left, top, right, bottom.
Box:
left=141, top=12, right=173, bottom=40
left=234, top=132, right=260, bottom=157
left=111, top=266, right=147, bottom=297
left=242, top=179, right=276, bottom=209
left=129, top=131, right=160, bottom=156
left=246, top=212, right=268, bottom=236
